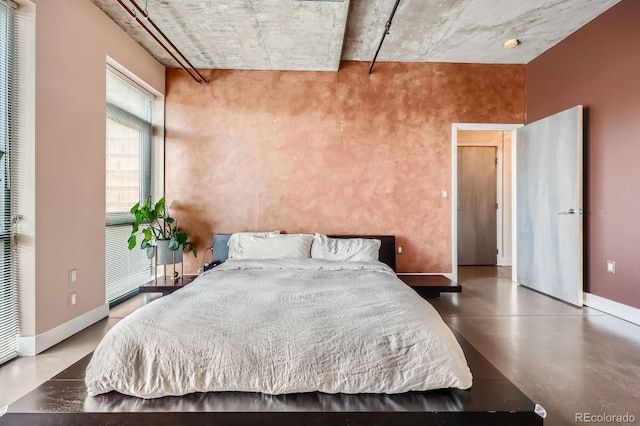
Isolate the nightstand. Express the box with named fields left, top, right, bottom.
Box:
left=139, top=274, right=198, bottom=296
left=397, top=274, right=462, bottom=298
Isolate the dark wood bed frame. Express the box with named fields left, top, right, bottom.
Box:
left=1, top=332, right=543, bottom=425
left=0, top=235, right=544, bottom=425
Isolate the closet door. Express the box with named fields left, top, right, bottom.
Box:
left=458, top=146, right=497, bottom=265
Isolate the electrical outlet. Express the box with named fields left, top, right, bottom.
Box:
left=397, top=246, right=403, bottom=255
left=69, top=269, right=77, bottom=285
left=68, top=292, right=77, bottom=308
left=606, top=261, right=616, bottom=274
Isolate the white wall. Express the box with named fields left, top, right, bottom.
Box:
left=17, top=0, right=164, bottom=342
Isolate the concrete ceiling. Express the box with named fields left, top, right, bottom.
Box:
left=91, top=0, right=620, bottom=71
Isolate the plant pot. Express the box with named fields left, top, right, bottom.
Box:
left=155, top=240, right=183, bottom=265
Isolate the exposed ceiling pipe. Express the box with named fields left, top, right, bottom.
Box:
left=115, top=0, right=208, bottom=84
left=127, top=0, right=209, bottom=84
left=368, top=0, right=401, bottom=75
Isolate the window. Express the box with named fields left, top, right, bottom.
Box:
left=0, top=0, right=17, bottom=365
left=105, top=66, right=154, bottom=304
left=106, top=67, right=152, bottom=222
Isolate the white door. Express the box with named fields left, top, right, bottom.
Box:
left=516, top=105, right=583, bottom=306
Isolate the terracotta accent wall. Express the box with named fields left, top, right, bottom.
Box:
left=165, top=62, right=524, bottom=273
left=527, top=0, right=640, bottom=309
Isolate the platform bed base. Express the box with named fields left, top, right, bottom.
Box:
left=1, top=332, right=543, bottom=425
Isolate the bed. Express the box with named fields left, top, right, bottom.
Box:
left=1, top=234, right=544, bottom=425
left=85, top=233, right=471, bottom=398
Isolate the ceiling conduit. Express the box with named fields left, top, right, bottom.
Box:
left=368, top=0, right=401, bottom=75
left=115, top=0, right=208, bottom=84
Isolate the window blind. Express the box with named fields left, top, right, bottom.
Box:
left=0, top=0, right=18, bottom=365
left=105, top=66, right=152, bottom=225
left=105, top=225, right=152, bottom=304
left=105, top=66, right=153, bottom=304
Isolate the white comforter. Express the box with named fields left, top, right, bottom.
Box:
left=86, top=259, right=472, bottom=398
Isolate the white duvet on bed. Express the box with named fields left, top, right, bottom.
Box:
left=86, top=259, right=472, bottom=398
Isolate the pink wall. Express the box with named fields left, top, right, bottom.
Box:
left=165, top=61, right=525, bottom=273
left=527, top=0, right=640, bottom=309
left=25, top=0, right=164, bottom=335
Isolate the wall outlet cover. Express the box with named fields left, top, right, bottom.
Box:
left=607, top=260, right=616, bottom=274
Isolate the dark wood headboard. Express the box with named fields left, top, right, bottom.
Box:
left=329, top=235, right=396, bottom=272
left=212, top=234, right=396, bottom=272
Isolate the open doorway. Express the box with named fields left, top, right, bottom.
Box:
left=451, top=124, right=521, bottom=283
left=457, top=145, right=497, bottom=266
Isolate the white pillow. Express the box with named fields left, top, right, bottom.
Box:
left=227, top=231, right=279, bottom=257
left=228, top=233, right=313, bottom=260
left=311, top=234, right=381, bottom=262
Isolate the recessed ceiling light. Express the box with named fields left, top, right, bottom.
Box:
left=503, top=39, right=520, bottom=49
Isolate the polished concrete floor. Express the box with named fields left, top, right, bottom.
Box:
left=1, top=267, right=639, bottom=425
left=0, top=293, right=161, bottom=409
left=431, top=267, right=640, bottom=426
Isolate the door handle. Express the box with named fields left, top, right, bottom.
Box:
left=558, top=208, right=583, bottom=215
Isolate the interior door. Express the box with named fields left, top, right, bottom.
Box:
left=516, top=105, right=583, bottom=306
left=458, top=146, right=497, bottom=265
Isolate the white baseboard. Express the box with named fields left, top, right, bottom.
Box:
left=497, top=257, right=512, bottom=266
left=584, top=293, right=640, bottom=326
left=17, top=303, right=109, bottom=356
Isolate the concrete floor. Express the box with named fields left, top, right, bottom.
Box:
left=431, top=266, right=640, bottom=426
left=0, top=293, right=161, bottom=409
left=1, top=267, right=639, bottom=425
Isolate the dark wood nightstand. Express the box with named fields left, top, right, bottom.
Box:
left=139, top=274, right=198, bottom=296
left=397, top=274, right=462, bottom=298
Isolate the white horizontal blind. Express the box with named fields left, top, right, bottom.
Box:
left=105, top=66, right=153, bottom=304
left=105, top=225, right=152, bottom=303
left=105, top=66, right=152, bottom=225
left=0, top=0, right=17, bottom=365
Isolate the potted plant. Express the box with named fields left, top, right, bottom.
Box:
left=127, top=197, right=197, bottom=261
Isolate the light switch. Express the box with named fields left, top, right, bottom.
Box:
left=607, top=260, right=616, bottom=274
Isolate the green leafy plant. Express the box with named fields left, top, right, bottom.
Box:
left=127, top=197, right=197, bottom=259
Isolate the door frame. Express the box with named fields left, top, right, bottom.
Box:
left=451, top=123, right=522, bottom=283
